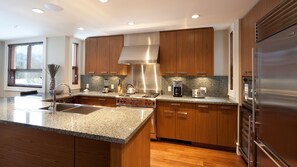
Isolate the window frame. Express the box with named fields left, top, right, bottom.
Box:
left=4, top=38, right=47, bottom=93
left=8, top=42, right=44, bottom=88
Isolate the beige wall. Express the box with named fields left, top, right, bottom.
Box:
left=214, top=30, right=229, bottom=76
left=0, top=42, right=4, bottom=97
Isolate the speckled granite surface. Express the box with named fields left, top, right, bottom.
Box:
left=0, top=96, right=153, bottom=144
left=156, top=95, right=238, bottom=105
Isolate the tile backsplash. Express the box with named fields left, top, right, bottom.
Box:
left=81, top=75, right=228, bottom=97
left=161, top=76, right=228, bottom=97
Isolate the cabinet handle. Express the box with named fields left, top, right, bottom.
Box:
left=88, top=72, right=95, bottom=74
left=98, top=99, right=106, bottom=101
left=165, top=72, right=174, bottom=74
left=196, top=72, right=207, bottom=75
left=245, top=71, right=252, bottom=74
left=170, top=103, right=180, bottom=106
left=110, top=72, right=118, bottom=74
left=177, top=111, right=188, bottom=117
left=178, top=72, right=187, bottom=75
left=81, top=97, right=89, bottom=100
left=197, top=104, right=208, bottom=108
left=220, top=106, right=233, bottom=110
left=164, top=110, right=174, bottom=117
left=101, top=72, right=108, bottom=74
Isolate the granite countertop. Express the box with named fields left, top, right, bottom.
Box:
left=156, top=95, right=238, bottom=105
left=41, top=91, right=238, bottom=105
left=0, top=96, right=153, bottom=144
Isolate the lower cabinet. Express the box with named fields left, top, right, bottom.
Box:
left=157, top=101, right=238, bottom=149
left=77, top=96, right=116, bottom=107
left=195, top=104, right=217, bottom=145
left=157, top=102, right=196, bottom=142
left=217, top=105, right=237, bottom=147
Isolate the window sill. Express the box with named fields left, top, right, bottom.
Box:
left=4, top=86, right=44, bottom=93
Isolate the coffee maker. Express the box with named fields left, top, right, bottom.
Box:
left=172, top=81, right=183, bottom=97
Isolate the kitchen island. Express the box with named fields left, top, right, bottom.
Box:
left=0, top=96, right=153, bottom=167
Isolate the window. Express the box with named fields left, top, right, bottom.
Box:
left=229, top=32, right=233, bottom=90
left=71, top=43, right=79, bottom=85
left=8, top=42, right=43, bottom=88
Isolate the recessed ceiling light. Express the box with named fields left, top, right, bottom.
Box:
left=99, top=0, right=108, bottom=3
left=32, top=8, right=44, bottom=14
left=192, top=14, right=200, bottom=19
left=128, top=22, right=135, bottom=26
left=77, top=27, right=84, bottom=31
left=44, top=3, right=63, bottom=12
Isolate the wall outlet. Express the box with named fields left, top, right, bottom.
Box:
left=200, top=87, right=206, bottom=93
left=111, top=84, right=114, bottom=89
left=86, top=83, right=89, bottom=89
left=168, top=86, right=172, bottom=92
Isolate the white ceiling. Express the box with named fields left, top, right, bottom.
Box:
left=0, top=0, right=259, bottom=41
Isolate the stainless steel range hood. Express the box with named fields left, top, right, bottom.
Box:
left=118, top=32, right=159, bottom=65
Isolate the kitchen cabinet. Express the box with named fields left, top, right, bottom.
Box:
left=157, top=102, right=195, bottom=142
left=217, top=105, right=237, bottom=148
left=77, top=96, right=116, bottom=107
left=159, top=28, right=214, bottom=76
left=96, top=37, right=110, bottom=75
left=85, top=35, right=127, bottom=75
left=159, top=31, right=177, bottom=76
left=176, top=30, right=196, bottom=76
left=195, top=104, right=217, bottom=145
left=85, top=38, right=97, bottom=75
left=195, top=28, right=214, bottom=76
left=109, top=35, right=128, bottom=75
left=240, top=0, right=283, bottom=77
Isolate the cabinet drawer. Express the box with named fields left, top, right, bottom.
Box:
left=78, top=96, right=116, bottom=107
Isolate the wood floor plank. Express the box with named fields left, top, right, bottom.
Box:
left=151, top=141, right=246, bottom=167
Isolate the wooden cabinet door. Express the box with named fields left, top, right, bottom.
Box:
left=96, top=37, right=110, bottom=75
left=77, top=96, right=116, bottom=107
left=160, top=31, right=177, bottom=76
left=195, top=28, right=214, bottom=76
left=175, top=103, right=196, bottom=142
left=157, top=102, right=176, bottom=139
left=109, top=35, right=127, bottom=75
left=195, top=104, right=217, bottom=145
left=85, top=38, right=97, bottom=75
left=240, top=0, right=283, bottom=77
left=217, top=105, right=237, bottom=148
left=176, top=30, right=196, bottom=76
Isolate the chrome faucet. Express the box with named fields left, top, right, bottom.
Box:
left=52, top=83, right=72, bottom=112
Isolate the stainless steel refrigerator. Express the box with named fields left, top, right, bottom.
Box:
left=254, top=24, right=297, bottom=166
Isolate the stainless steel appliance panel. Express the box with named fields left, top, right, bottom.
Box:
left=255, top=24, right=297, bottom=166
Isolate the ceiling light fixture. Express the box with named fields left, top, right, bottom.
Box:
left=128, top=22, right=135, bottom=26
left=32, top=8, right=44, bottom=14
left=99, top=0, right=109, bottom=3
left=192, top=14, right=200, bottom=19
left=77, top=27, right=84, bottom=31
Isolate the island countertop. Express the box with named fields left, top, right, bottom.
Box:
left=0, top=96, right=153, bottom=144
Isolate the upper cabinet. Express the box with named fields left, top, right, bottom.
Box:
left=176, top=30, right=196, bottom=76
left=85, top=35, right=128, bottom=75
left=160, top=28, right=214, bottom=76
left=195, top=28, right=214, bottom=76
left=240, top=0, right=283, bottom=77
left=159, top=31, right=177, bottom=76
left=85, top=38, right=97, bottom=75
left=109, top=35, right=128, bottom=75
left=96, top=37, right=110, bottom=75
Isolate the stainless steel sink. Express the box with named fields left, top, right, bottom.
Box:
left=40, top=103, right=100, bottom=114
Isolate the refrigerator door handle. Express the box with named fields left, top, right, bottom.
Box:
left=254, top=140, right=289, bottom=167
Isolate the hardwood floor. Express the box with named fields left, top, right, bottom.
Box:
left=151, top=141, right=246, bottom=167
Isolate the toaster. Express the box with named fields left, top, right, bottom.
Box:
left=192, top=89, right=206, bottom=98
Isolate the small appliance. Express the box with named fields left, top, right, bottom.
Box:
left=102, top=79, right=109, bottom=93
left=192, top=88, right=206, bottom=98
left=172, top=81, right=182, bottom=97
